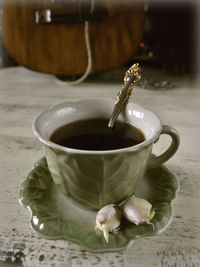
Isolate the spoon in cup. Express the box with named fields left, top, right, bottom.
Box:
left=108, top=63, right=141, bottom=128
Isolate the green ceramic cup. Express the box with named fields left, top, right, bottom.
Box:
left=33, top=98, right=180, bottom=210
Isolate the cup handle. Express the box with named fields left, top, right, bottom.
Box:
left=147, top=125, right=180, bottom=169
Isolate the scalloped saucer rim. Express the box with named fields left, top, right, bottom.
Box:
left=19, top=157, right=179, bottom=252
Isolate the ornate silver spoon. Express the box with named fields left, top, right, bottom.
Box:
left=108, top=63, right=141, bottom=128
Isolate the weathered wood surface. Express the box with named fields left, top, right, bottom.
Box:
left=0, top=66, right=199, bottom=266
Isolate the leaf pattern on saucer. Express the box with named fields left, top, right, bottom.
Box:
left=19, top=157, right=179, bottom=252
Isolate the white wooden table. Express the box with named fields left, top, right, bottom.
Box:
left=0, top=66, right=200, bottom=267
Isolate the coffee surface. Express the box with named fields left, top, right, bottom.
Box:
left=50, top=118, right=145, bottom=150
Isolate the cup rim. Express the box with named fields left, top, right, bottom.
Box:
left=32, top=97, right=162, bottom=155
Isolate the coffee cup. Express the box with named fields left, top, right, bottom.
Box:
left=33, top=98, right=180, bottom=210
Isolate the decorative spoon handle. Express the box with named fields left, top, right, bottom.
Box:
left=108, top=63, right=141, bottom=128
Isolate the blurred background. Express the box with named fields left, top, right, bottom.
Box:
left=0, top=0, right=199, bottom=84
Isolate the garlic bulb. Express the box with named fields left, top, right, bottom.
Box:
left=123, top=196, right=155, bottom=225
left=95, top=204, right=122, bottom=243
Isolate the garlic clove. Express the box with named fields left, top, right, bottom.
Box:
left=95, top=204, right=122, bottom=243
left=123, top=196, right=155, bottom=225
left=101, top=224, right=109, bottom=243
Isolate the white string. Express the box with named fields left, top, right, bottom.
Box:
left=56, top=20, right=92, bottom=85
left=90, top=0, right=95, bottom=14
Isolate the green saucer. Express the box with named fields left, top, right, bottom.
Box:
left=19, top=158, right=179, bottom=252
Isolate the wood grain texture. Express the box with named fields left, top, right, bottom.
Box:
left=0, top=66, right=199, bottom=266
left=2, top=0, right=144, bottom=75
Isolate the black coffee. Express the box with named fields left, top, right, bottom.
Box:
left=50, top=118, right=145, bottom=150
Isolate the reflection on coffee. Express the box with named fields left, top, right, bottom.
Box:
left=50, top=118, right=145, bottom=151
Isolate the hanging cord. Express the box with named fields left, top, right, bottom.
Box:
left=55, top=20, right=92, bottom=85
